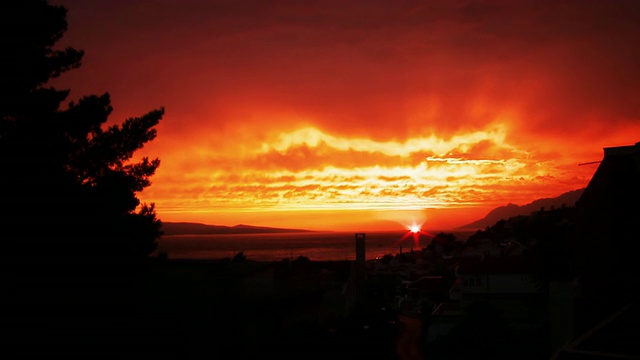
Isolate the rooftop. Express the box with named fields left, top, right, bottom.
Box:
left=457, top=254, right=538, bottom=275
left=553, top=302, right=640, bottom=360
left=603, top=141, right=640, bottom=156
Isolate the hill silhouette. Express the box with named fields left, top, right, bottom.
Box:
left=161, top=222, right=314, bottom=235
left=457, top=188, right=584, bottom=229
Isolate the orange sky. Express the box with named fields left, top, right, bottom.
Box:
left=50, top=0, right=640, bottom=231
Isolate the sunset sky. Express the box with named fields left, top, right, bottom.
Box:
left=50, top=0, right=640, bottom=232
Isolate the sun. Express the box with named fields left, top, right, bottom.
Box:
left=395, top=221, right=434, bottom=249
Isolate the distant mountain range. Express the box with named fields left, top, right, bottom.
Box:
left=457, top=188, right=585, bottom=230
left=162, top=188, right=586, bottom=235
left=160, top=222, right=314, bottom=235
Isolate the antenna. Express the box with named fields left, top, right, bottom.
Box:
left=578, top=161, right=601, bottom=166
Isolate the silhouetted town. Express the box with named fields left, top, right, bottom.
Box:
left=136, top=141, right=640, bottom=359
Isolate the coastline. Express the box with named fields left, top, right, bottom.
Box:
left=154, top=230, right=473, bottom=263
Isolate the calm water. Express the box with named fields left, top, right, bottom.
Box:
left=156, top=230, right=476, bottom=262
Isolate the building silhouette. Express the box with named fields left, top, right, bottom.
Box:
left=345, top=233, right=367, bottom=313
left=553, top=141, right=640, bottom=359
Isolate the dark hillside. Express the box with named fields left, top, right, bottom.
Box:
left=458, top=188, right=584, bottom=229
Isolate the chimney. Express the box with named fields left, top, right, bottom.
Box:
left=355, top=233, right=366, bottom=266
left=346, top=233, right=367, bottom=312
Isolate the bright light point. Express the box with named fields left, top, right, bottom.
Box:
left=409, top=224, right=421, bottom=233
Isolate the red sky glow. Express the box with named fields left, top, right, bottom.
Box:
left=50, top=0, right=640, bottom=231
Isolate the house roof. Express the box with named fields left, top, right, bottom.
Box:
left=457, top=254, right=538, bottom=275
left=407, top=276, right=445, bottom=293
left=552, top=302, right=640, bottom=360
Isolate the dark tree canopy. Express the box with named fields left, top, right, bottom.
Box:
left=1, top=3, right=168, bottom=356
left=0, top=0, right=163, bottom=276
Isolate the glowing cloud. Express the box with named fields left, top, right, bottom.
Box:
left=52, top=0, right=640, bottom=230
left=138, top=121, right=598, bottom=230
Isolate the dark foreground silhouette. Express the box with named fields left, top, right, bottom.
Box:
left=5, top=258, right=399, bottom=359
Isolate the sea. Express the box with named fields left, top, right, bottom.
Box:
left=156, top=229, right=477, bottom=262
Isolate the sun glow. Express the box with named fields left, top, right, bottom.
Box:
left=394, top=221, right=433, bottom=249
